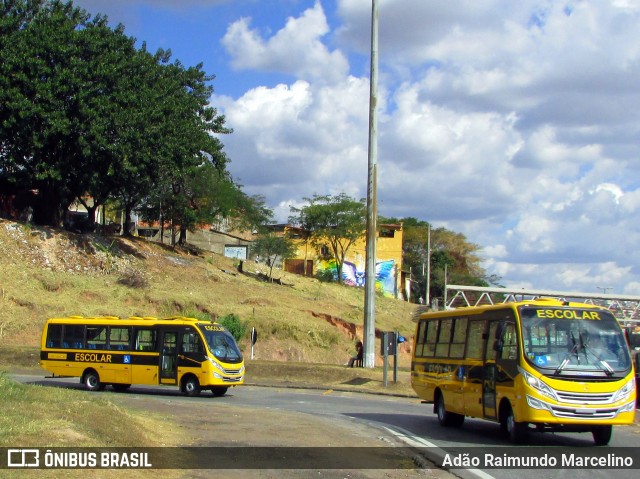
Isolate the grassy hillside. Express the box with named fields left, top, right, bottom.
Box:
left=0, top=219, right=417, bottom=366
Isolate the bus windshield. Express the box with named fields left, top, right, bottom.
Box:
left=519, top=306, right=631, bottom=377
left=197, top=326, right=243, bottom=363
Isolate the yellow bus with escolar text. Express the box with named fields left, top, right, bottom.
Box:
left=40, top=315, right=244, bottom=396
left=411, top=299, right=636, bottom=445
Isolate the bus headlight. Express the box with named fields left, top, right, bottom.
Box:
left=207, top=357, right=223, bottom=373
left=519, top=367, right=558, bottom=401
left=612, top=378, right=635, bottom=403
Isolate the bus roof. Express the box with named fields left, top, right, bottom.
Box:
left=413, top=298, right=607, bottom=322
left=44, top=316, right=220, bottom=326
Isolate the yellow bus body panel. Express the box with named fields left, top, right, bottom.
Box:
left=411, top=300, right=637, bottom=431
left=39, top=316, right=245, bottom=392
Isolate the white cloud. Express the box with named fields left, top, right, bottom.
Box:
left=215, top=0, right=640, bottom=294
left=74, top=0, right=640, bottom=295
left=222, top=1, right=349, bottom=83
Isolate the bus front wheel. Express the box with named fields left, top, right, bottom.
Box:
left=501, top=403, right=528, bottom=444
left=83, top=370, right=104, bottom=392
left=182, top=376, right=201, bottom=397
left=211, top=386, right=228, bottom=397
left=592, top=425, right=612, bottom=446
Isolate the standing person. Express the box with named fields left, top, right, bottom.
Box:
left=346, top=340, right=363, bottom=367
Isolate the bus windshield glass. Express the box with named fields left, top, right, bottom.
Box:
left=197, top=325, right=243, bottom=363
left=519, top=306, right=631, bottom=376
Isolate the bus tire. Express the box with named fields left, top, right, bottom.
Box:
left=435, top=392, right=464, bottom=427
left=592, top=425, right=612, bottom=446
left=501, top=403, right=528, bottom=444
left=83, top=370, right=104, bottom=392
left=182, top=376, right=201, bottom=397
left=211, top=386, right=228, bottom=397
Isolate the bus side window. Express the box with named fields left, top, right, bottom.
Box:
left=109, top=327, right=131, bottom=350
left=46, top=324, right=63, bottom=348
left=424, top=320, right=438, bottom=357
left=500, top=323, right=518, bottom=360
left=436, top=319, right=453, bottom=357
left=466, top=320, right=484, bottom=359
left=86, top=326, right=107, bottom=350
left=135, top=328, right=156, bottom=352
left=450, top=317, right=468, bottom=358
left=415, top=321, right=427, bottom=357
left=181, top=330, right=203, bottom=355
left=63, top=324, right=85, bottom=349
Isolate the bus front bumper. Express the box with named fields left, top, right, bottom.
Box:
left=523, top=394, right=636, bottom=425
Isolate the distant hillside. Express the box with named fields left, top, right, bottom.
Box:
left=0, top=219, right=417, bottom=366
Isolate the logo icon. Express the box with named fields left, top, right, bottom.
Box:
left=7, top=449, right=39, bottom=468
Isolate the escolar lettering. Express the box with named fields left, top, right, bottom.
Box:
left=75, top=353, right=112, bottom=363
left=202, top=325, right=224, bottom=331
left=535, top=309, right=601, bottom=320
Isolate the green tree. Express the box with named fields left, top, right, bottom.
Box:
left=218, top=313, right=247, bottom=343
left=0, top=0, right=97, bottom=225
left=251, top=232, right=297, bottom=282
left=0, top=1, right=231, bottom=231
left=140, top=164, right=273, bottom=246
left=290, top=193, right=366, bottom=284
left=383, top=216, right=499, bottom=303
left=112, top=52, right=231, bottom=237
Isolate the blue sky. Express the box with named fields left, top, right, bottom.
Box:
left=73, top=0, right=640, bottom=296
left=76, top=1, right=341, bottom=97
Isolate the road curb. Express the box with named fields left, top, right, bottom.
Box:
left=244, top=380, right=418, bottom=398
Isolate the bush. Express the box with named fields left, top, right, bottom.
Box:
left=315, top=269, right=336, bottom=283
left=219, top=313, right=247, bottom=342
left=117, top=270, right=149, bottom=288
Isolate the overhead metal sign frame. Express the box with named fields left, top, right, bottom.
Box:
left=444, top=284, right=640, bottom=324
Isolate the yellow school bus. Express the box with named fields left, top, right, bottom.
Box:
left=40, top=316, right=244, bottom=396
left=411, top=299, right=636, bottom=445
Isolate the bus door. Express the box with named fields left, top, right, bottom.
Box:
left=159, top=330, right=178, bottom=384
left=482, top=321, right=500, bottom=420
left=462, top=319, right=486, bottom=418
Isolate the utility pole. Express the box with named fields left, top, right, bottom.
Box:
left=425, top=223, right=431, bottom=307
left=363, top=0, right=379, bottom=368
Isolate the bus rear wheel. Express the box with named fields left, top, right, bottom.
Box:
left=182, top=376, right=201, bottom=397
left=435, top=393, right=464, bottom=427
left=83, top=370, right=104, bottom=392
left=592, top=425, right=612, bottom=446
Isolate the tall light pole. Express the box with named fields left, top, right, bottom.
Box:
left=425, top=223, right=431, bottom=307
left=363, top=0, right=379, bottom=368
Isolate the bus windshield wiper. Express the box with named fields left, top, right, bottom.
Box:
left=583, top=344, right=615, bottom=376
left=555, top=332, right=579, bottom=375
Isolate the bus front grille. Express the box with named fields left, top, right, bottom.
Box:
left=550, top=405, right=618, bottom=419
left=222, top=376, right=243, bottom=383
left=555, top=391, right=615, bottom=404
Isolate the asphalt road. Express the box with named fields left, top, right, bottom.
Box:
left=11, top=374, right=640, bottom=479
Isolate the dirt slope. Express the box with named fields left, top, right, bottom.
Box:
left=0, top=219, right=417, bottom=366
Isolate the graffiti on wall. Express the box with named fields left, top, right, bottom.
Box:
left=317, top=259, right=396, bottom=297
